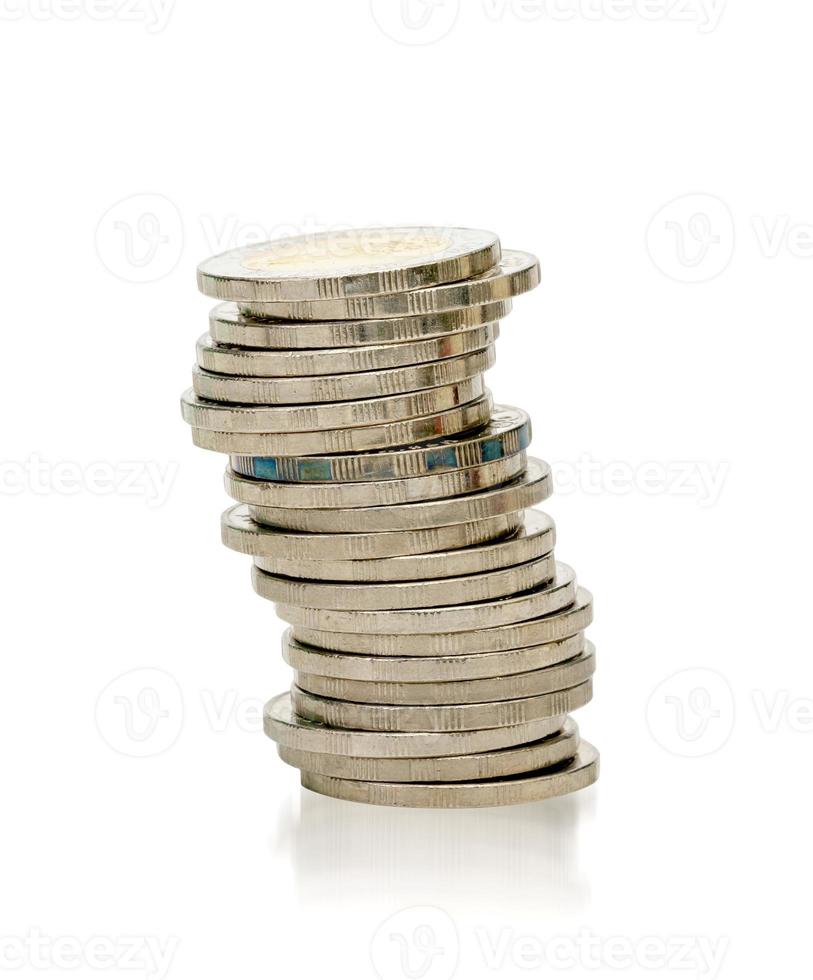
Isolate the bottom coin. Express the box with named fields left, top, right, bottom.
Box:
left=298, top=741, right=599, bottom=808
left=277, top=718, right=579, bottom=782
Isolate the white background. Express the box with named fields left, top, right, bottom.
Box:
left=1, top=1, right=811, bottom=978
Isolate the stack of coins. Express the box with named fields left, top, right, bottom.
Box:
left=181, top=227, right=599, bottom=808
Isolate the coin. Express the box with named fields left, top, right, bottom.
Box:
left=224, top=405, right=529, bottom=482
left=191, top=346, right=495, bottom=405
left=254, top=553, right=555, bottom=610
left=241, top=460, right=551, bottom=532
left=208, top=300, right=512, bottom=349
left=282, top=630, right=586, bottom=683
left=290, top=678, right=592, bottom=732
left=190, top=392, right=493, bottom=455
left=197, top=227, right=501, bottom=302
left=196, top=323, right=498, bottom=377
left=299, top=742, right=599, bottom=808
left=182, top=377, right=485, bottom=433
left=291, top=586, right=593, bottom=655
left=294, top=645, right=595, bottom=704
left=275, top=563, right=577, bottom=634
left=253, top=509, right=555, bottom=582
left=227, top=453, right=527, bottom=509
left=264, top=691, right=566, bottom=758
left=239, top=250, right=540, bottom=321
left=277, top=718, right=579, bottom=783
left=224, top=506, right=523, bottom=561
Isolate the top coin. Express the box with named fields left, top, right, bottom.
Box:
left=197, top=227, right=501, bottom=303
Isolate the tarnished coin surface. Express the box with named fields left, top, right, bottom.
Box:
left=278, top=718, right=579, bottom=783
left=299, top=742, right=599, bottom=808
left=291, top=586, right=593, bottom=655
left=224, top=405, right=529, bottom=482
left=253, top=509, right=555, bottom=582
left=241, top=459, right=551, bottom=532
left=191, top=347, right=495, bottom=406
left=253, top=553, right=555, bottom=610
left=275, top=563, right=577, bottom=634
left=264, top=691, right=566, bottom=759
left=239, top=250, right=540, bottom=321
left=226, top=453, right=527, bottom=509
left=190, top=393, right=493, bottom=455
left=281, top=629, right=586, bottom=682
left=224, top=505, right=522, bottom=561
left=196, top=323, right=497, bottom=377
left=208, top=300, right=512, bottom=349
left=290, top=678, right=592, bottom=732
left=294, top=645, right=595, bottom=705
left=182, top=377, right=485, bottom=433
left=198, top=227, right=501, bottom=302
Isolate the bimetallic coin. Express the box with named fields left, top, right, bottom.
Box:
left=191, top=347, right=495, bottom=405
left=196, top=323, right=497, bottom=377
left=239, top=250, right=540, bottom=321
left=275, top=563, right=577, bottom=635
left=226, top=453, right=527, bottom=509
left=278, top=719, right=579, bottom=783
left=281, top=629, right=587, bottom=682
left=190, top=393, right=493, bottom=456
left=292, top=586, right=593, bottom=655
left=241, top=460, right=551, bottom=533
left=299, top=743, right=600, bottom=808
left=197, top=227, right=501, bottom=303
left=265, top=692, right=566, bottom=759
left=254, top=509, right=555, bottom=582
left=228, top=405, right=529, bottom=482
left=253, top=553, right=555, bottom=611
left=182, top=377, right=485, bottom=433
left=294, top=645, right=595, bottom=705
left=290, top=679, right=593, bottom=732
left=225, top=506, right=522, bottom=561
left=208, top=300, right=512, bottom=349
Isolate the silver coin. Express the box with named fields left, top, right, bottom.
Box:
left=253, top=553, right=555, bottom=610
left=242, top=459, right=551, bottom=532
left=294, top=645, right=595, bottom=705
left=225, top=506, right=522, bottom=561
left=292, top=586, right=593, bottom=655
left=189, top=393, right=493, bottom=456
left=299, top=742, right=599, bottom=808
left=264, top=691, right=566, bottom=759
left=208, top=300, right=512, bottom=349
left=290, top=678, right=592, bottom=732
left=277, top=718, right=579, bottom=783
left=196, top=323, right=498, bottom=377
left=253, top=509, right=555, bottom=582
left=275, top=563, right=577, bottom=635
left=239, top=250, right=540, bottom=321
left=197, top=227, right=501, bottom=303
left=191, top=346, right=495, bottom=406
left=226, top=452, right=527, bottom=509
left=281, top=629, right=586, bottom=682
left=222, top=405, right=529, bottom=482
left=182, top=376, right=485, bottom=433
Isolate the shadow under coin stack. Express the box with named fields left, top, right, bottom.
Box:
left=181, top=227, right=599, bottom=808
